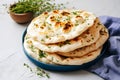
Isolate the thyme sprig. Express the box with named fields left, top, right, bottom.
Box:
left=24, top=63, right=50, bottom=79
left=9, top=0, right=65, bottom=16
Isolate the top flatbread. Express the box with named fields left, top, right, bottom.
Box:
left=31, top=18, right=102, bottom=52
left=27, top=10, right=96, bottom=44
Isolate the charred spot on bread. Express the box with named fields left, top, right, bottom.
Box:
left=50, top=16, right=55, bottom=22
left=44, top=12, right=48, bottom=15
left=53, top=10, right=59, bottom=14
left=63, top=21, right=73, bottom=33
left=61, top=11, right=70, bottom=16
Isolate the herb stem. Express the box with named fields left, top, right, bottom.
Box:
left=23, top=63, right=50, bottom=79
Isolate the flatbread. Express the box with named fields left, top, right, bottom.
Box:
left=24, top=37, right=40, bottom=60
left=55, top=26, right=109, bottom=57
left=45, top=47, right=102, bottom=65
left=24, top=38, right=103, bottom=65
left=24, top=37, right=53, bottom=64
left=32, top=18, right=102, bottom=52
left=27, top=10, right=96, bottom=44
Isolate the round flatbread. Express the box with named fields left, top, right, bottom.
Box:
left=24, top=38, right=103, bottom=65
left=24, top=36, right=53, bottom=64
left=45, top=47, right=102, bottom=65
left=32, top=18, right=102, bottom=52
left=27, top=10, right=96, bottom=44
left=55, top=26, right=109, bottom=57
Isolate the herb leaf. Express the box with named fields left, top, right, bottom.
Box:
left=24, top=63, right=33, bottom=72
left=29, top=45, right=36, bottom=53
left=39, top=50, right=46, bottom=58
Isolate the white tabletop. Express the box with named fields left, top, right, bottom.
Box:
left=0, top=0, right=120, bottom=80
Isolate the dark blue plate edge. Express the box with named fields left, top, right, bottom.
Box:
left=22, top=28, right=108, bottom=72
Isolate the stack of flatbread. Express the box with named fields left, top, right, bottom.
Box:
left=24, top=10, right=109, bottom=65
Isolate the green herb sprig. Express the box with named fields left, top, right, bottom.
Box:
left=36, top=67, right=50, bottom=78
left=24, top=63, right=50, bottom=79
left=9, top=0, right=65, bottom=16
left=24, top=63, right=33, bottom=72
left=39, top=50, right=46, bottom=58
